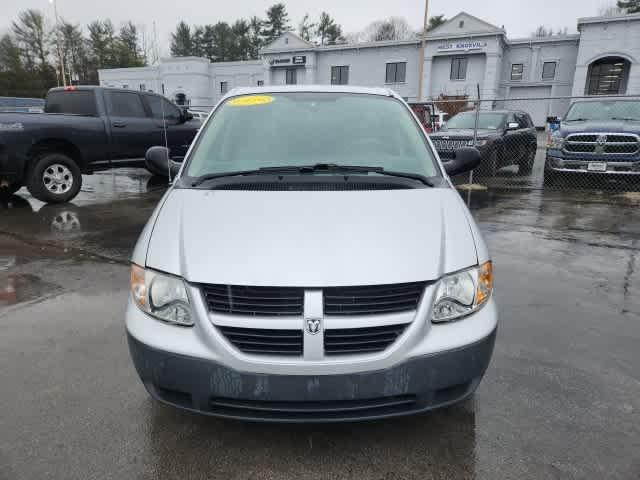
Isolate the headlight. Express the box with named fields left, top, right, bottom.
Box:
left=468, top=139, right=488, bottom=147
left=432, top=261, right=493, bottom=323
left=130, top=264, right=193, bottom=326
left=549, top=133, right=564, bottom=149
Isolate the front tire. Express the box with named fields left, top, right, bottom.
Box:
left=476, top=149, right=498, bottom=177
left=518, top=145, right=537, bottom=176
left=26, top=153, right=82, bottom=204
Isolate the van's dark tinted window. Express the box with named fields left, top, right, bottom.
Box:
left=45, top=91, right=96, bottom=115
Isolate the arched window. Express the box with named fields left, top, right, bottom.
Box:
left=586, top=57, right=631, bottom=95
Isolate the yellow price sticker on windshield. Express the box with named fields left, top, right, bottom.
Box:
left=228, top=95, right=274, bottom=107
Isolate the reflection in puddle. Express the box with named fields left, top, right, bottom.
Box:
left=0, top=273, right=62, bottom=307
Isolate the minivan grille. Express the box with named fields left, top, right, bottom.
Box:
left=324, top=323, right=409, bottom=355
left=202, top=284, right=304, bottom=316
left=217, top=326, right=303, bottom=356
left=323, top=282, right=427, bottom=316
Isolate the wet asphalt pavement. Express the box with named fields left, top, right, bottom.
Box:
left=1, top=167, right=639, bottom=480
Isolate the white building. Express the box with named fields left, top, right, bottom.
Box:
left=99, top=11, right=640, bottom=126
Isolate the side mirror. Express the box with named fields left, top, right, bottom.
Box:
left=444, top=147, right=482, bottom=176
left=181, top=110, right=193, bottom=123
left=145, top=146, right=182, bottom=178
left=506, top=122, right=519, bottom=131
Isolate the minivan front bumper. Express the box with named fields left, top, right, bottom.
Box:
left=127, top=327, right=496, bottom=422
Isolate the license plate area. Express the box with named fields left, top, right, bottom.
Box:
left=587, top=162, right=607, bottom=172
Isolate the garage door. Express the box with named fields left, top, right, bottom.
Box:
left=504, top=86, right=552, bottom=127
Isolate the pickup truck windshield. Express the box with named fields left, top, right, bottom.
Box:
left=443, top=112, right=507, bottom=130
left=186, top=92, right=440, bottom=178
left=565, top=101, right=640, bottom=121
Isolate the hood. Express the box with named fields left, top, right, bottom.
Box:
left=145, top=188, right=478, bottom=287
left=560, top=121, right=640, bottom=136
left=431, top=129, right=497, bottom=138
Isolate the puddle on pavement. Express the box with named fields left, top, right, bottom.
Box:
left=0, top=272, right=62, bottom=307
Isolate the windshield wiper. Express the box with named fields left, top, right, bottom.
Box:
left=190, top=163, right=434, bottom=187
left=565, top=118, right=590, bottom=122
left=611, top=116, right=640, bottom=122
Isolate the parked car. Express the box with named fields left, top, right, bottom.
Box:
left=0, top=86, right=200, bottom=203
left=127, top=85, right=497, bottom=422
left=188, top=109, right=209, bottom=121
left=429, top=110, right=538, bottom=176
left=545, top=99, right=640, bottom=182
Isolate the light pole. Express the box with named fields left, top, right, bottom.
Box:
left=417, top=0, right=429, bottom=101
left=49, top=0, right=67, bottom=87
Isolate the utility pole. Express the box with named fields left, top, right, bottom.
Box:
left=417, top=0, right=429, bottom=102
left=50, top=0, right=67, bottom=87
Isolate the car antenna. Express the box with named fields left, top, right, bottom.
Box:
left=160, top=95, right=171, bottom=183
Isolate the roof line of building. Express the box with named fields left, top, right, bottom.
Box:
left=578, top=12, right=640, bottom=26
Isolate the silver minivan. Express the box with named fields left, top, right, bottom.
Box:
left=127, top=86, right=497, bottom=422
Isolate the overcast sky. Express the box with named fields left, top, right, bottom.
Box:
left=1, top=0, right=617, bottom=56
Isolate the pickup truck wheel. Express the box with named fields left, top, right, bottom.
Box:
left=26, top=153, right=82, bottom=204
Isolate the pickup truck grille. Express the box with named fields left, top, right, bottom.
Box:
left=324, top=323, right=409, bottom=355
left=564, top=133, right=640, bottom=155
left=202, top=284, right=304, bottom=316
left=323, top=282, right=427, bottom=316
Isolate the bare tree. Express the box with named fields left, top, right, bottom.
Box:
left=599, top=3, right=623, bottom=15
left=362, top=17, right=413, bottom=42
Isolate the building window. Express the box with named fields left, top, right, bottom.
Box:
left=161, top=83, right=165, bottom=95
left=459, top=20, right=465, bottom=28
left=586, top=57, right=630, bottom=95
left=257, top=80, right=264, bottom=86
left=385, top=62, right=406, bottom=83
left=220, top=81, right=228, bottom=94
left=511, top=64, right=524, bottom=81
left=450, top=57, right=468, bottom=80
left=286, top=68, right=297, bottom=85
left=331, top=65, right=349, bottom=85
left=542, top=62, right=556, bottom=80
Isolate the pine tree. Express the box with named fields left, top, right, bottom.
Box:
left=170, top=21, right=193, bottom=57
left=264, top=3, right=292, bottom=43
left=617, top=0, right=640, bottom=13
left=316, top=12, right=344, bottom=45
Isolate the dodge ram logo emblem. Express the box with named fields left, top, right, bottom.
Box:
left=596, top=135, right=607, bottom=146
left=306, top=318, right=321, bottom=335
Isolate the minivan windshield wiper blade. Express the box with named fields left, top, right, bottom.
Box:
left=565, top=118, right=590, bottom=122
left=611, top=116, right=640, bottom=122
left=190, top=163, right=434, bottom=187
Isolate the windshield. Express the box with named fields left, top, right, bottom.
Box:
left=443, top=112, right=507, bottom=130
left=565, top=101, right=640, bottom=121
left=185, top=92, right=440, bottom=178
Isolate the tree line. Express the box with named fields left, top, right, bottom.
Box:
left=169, top=3, right=346, bottom=61
left=0, top=9, right=149, bottom=98
left=170, top=3, right=448, bottom=61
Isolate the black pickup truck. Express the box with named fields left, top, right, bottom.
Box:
left=0, top=86, right=200, bottom=203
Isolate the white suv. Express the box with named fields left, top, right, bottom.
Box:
left=127, top=86, right=497, bottom=422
